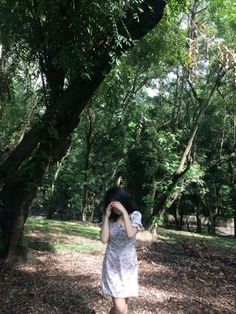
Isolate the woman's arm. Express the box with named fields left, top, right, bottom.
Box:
left=100, top=216, right=110, bottom=244
left=100, top=203, right=112, bottom=244
left=123, top=211, right=138, bottom=238
left=111, top=201, right=138, bottom=239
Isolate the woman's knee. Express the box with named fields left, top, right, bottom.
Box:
left=112, top=298, right=127, bottom=314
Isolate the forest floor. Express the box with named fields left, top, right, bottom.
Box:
left=0, top=217, right=236, bottom=314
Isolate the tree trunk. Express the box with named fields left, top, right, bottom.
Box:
left=0, top=83, right=98, bottom=261
left=144, top=180, right=158, bottom=224
left=148, top=166, right=190, bottom=227
left=209, top=213, right=216, bottom=235
left=173, top=199, right=182, bottom=230
left=5, top=208, right=27, bottom=264
left=229, top=160, right=236, bottom=238
left=81, top=107, right=93, bottom=222
left=0, top=181, right=39, bottom=262
left=196, top=208, right=202, bottom=233
left=0, top=1, right=166, bottom=262
left=234, top=202, right=236, bottom=239
left=147, top=67, right=225, bottom=228
left=0, top=71, right=104, bottom=261
left=173, top=204, right=180, bottom=230
left=46, top=158, right=68, bottom=220
left=208, top=195, right=216, bottom=235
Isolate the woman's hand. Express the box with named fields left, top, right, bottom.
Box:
left=111, top=201, right=138, bottom=238
left=110, top=201, right=127, bottom=216
left=105, top=203, right=113, bottom=218
left=101, top=204, right=112, bottom=244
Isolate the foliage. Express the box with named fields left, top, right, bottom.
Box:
left=0, top=0, right=235, bottom=235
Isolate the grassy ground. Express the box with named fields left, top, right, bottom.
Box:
left=0, top=217, right=235, bottom=314
left=25, top=217, right=236, bottom=258
left=25, top=217, right=104, bottom=253
left=156, top=227, right=236, bottom=256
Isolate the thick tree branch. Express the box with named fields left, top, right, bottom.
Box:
left=0, top=0, right=166, bottom=183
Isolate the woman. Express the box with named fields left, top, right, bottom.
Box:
left=100, top=187, right=142, bottom=314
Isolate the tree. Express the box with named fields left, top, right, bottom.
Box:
left=0, top=0, right=167, bottom=262
left=144, top=0, right=236, bottom=228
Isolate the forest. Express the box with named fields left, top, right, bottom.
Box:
left=0, top=0, right=236, bottom=312
left=0, top=0, right=235, bottom=261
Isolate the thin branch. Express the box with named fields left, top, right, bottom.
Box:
left=207, top=153, right=236, bottom=170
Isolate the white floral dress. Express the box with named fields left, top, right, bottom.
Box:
left=101, top=211, right=142, bottom=298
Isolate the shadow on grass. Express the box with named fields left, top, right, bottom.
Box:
left=25, top=238, right=55, bottom=252
left=26, top=217, right=100, bottom=240
left=24, top=217, right=102, bottom=254
left=157, top=227, right=236, bottom=251
left=53, top=225, right=99, bottom=240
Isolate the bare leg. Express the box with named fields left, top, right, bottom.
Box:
left=109, top=307, right=115, bottom=314
left=109, top=297, right=127, bottom=314
left=125, top=298, right=129, bottom=314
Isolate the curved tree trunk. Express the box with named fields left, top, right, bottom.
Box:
left=0, top=74, right=104, bottom=262
left=0, top=0, right=166, bottom=263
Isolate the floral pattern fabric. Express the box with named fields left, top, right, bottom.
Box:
left=101, top=211, right=142, bottom=298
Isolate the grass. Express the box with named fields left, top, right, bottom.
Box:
left=25, top=217, right=103, bottom=253
left=157, top=227, right=236, bottom=252
left=25, top=217, right=236, bottom=254
left=54, top=242, right=102, bottom=252
left=26, top=217, right=100, bottom=238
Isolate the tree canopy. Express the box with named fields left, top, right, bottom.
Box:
left=0, top=0, right=235, bottom=263
left=0, top=0, right=168, bottom=262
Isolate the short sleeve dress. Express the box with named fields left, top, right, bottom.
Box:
left=101, top=211, right=142, bottom=298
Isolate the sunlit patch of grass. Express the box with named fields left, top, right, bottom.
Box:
left=53, top=242, right=103, bottom=253
left=157, top=235, right=172, bottom=241
left=25, top=217, right=103, bottom=253
left=157, top=227, right=236, bottom=251
left=26, top=217, right=100, bottom=239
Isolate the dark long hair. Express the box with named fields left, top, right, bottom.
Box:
left=104, top=187, right=136, bottom=222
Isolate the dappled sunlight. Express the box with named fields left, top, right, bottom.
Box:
left=1, top=219, right=235, bottom=313
left=139, top=268, right=176, bottom=289
left=15, top=264, right=38, bottom=274
left=0, top=260, right=99, bottom=314
left=25, top=218, right=103, bottom=254
left=26, top=217, right=100, bottom=240
left=156, top=227, right=236, bottom=254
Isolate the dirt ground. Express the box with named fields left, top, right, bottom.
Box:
left=0, top=229, right=236, bottom=314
